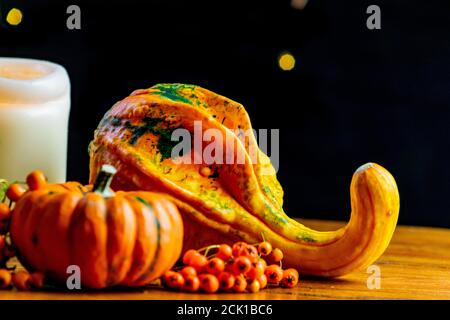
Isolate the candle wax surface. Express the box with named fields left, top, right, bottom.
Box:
left=0, top=58, right=70, bottom=183
left=0, top=63, right=48, bottom=80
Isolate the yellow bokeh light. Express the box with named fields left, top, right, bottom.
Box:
left=6, top=8, right=23, bottom=26
left=278, top=52, right=296, bottom=71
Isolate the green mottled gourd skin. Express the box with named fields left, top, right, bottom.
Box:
left=89, top=83, right=400, bottom=277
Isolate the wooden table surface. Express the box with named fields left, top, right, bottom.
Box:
left=1, top=219, right=449, bottom=300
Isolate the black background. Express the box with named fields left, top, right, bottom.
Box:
left=1, top=0, right=449, bottom=227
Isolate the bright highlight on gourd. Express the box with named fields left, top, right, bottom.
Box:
left=6, top=8, right=23, bottom=26
left=278, top=52, right=296, bottom=71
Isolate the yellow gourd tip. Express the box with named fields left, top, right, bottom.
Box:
left=355, top=162, right=374, bottom=173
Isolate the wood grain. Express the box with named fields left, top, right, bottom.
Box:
left=1, top=219, right=449, bottom=300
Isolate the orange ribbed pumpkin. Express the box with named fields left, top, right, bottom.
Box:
left=9, top=165, right=183, bottom=289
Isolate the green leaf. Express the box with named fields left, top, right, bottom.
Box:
left=0, top=178, right=9, bottom=203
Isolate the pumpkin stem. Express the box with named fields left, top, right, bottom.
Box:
left=93, top=165, right=117, bottom=197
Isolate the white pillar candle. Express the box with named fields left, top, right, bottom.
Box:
left=0, top=57, right=70, bottom=183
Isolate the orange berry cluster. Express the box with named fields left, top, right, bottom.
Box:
left=0, top=269, right=46, bottom=291
left=0, top=203, right=15, bottom=268
left=0, top=171, right=47, bottom=291
left=161, top=241, right=299, bottom=293
left=0, top=171, right=46, bottom=267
